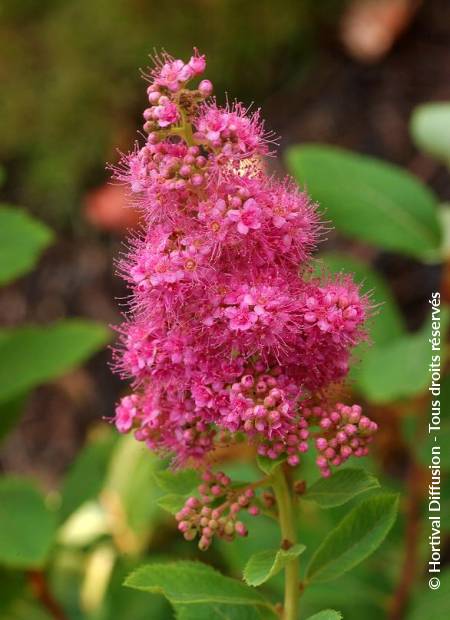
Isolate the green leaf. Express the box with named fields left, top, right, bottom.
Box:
left=175, top=603, right=273, bottom=619
left=104, top=436, right=164, bottom=551
left=306, top=494, right=398, bottom=583
left=438, top=203, right=450, bottom=260
left=410, top=103, right=450, bottom=165
left=0, top=205, right=53, bottom=285
left=96, top=557, right=172, bottom=620
left=306, top=611, right=343, bottom=620
left=243, top=544, right=306, bottom=586
left=256, top=454, right=286, bottom=476
left=157, top=494, right=188, bottom=515
left=0, top=569, right=26, bottom=615
left=357, top=307, right=450, bottom=403
left=0, top=392, right=28, bottom=442
left=153, top=468, right=200, bottom=495
left=302, top=469, right=380, bottom=508
left=316, top=253, right=405, bottom=345
left=59, top=430, right=116, bottom=522
left=124, top=561, right=273, bottom=610
left=286, top=145, right=441, bottom=260
left=407, top=569, right=450, bottom=620
left=0, top=477, right=56, bottom=568
left=0, top=319, right=110, bottom=403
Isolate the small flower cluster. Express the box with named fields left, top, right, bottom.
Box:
left=304, top=403, right=378, bottom=477
left=194, top=102, right=270, bottom=161
left=112, top=49, right=373, bottom=496
left=175, top=471, right=260, bottom=550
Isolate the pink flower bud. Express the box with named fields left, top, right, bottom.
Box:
left=198, top=79, right=213, bottom=97
left=235, top=521, right=248, bottom=537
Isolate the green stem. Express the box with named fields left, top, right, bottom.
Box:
left=272, top=465, right=299, bottom=620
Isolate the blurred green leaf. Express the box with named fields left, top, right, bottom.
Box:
left=0, top=570, right=26, bottom=615
left=286, top=145, right=441, bottom=260
left=357, top=307, right=450, bottom=403
left=104, top=436, right=164, bottom=551
left=0, top=477, right=56, bottom=568
left=58, top=501, right=109, bottom=547
left=306, top=494, right=398, bottom=583
left=407, top=569, right=450, bottom=620
left=124, top=562, right=274, bottom=611
left=410, top=102, right=450, bottom=165
left=0, top=392, right=28, bottom=442
left=306, top=611, right=343, bottom=620
left=0, top=320, right=110, bottom=403
left=157, top=494, right=188, bottom=515
left=0, top=205, right=53, bottom=285
left=302, top=469, right=380, bottom=509
left=59, top=430, right=116, bottom=522
left=1, top=599, right=53, bottom=620
left=317, top=253, right=405, bottom=345
left=153, top=468, right=200, bottom=496
left=243, top=544, right=305, bottom=586
left=438, top=203, right=450, bottom=260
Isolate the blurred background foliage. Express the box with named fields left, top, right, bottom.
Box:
left=0, top=0, right=449, bottom=618
left=0, top=0, right=343, bottom=224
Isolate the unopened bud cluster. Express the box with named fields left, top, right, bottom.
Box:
left=175, top=471, right=260, bottom=550
left=304, top=403, right=378, bottom=477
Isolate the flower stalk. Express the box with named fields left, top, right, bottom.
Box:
left=272, top=465, right=299, bottom=620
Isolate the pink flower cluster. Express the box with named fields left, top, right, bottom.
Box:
left=175, top=471, right=259, bottom=550
left=112, top=49, right=374, bottom=478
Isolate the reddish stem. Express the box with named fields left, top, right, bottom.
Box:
left=388, top=458, right=421, bottom=620
left=27, top=570, right=69, bottom=620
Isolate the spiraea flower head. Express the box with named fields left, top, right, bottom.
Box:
left=111, top=49, right=375, bottom=547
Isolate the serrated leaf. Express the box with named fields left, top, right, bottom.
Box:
left=0, top=477, right=56, bottom=568
left=410, top=102, right=450, bottom=165
left=153, top=468, right=200, bottom=495
left=306, top=494, right=398, bottom=583
left=358, top=307, right=450, bottom=403
left=175, top=603, right=272, bottom=619
left=306, top=611, right=343, bottom=620
left=256, top=454, right=286, bottom=476
left=157, top=494, right=188, bottom=515
left=286, top=145, right=441, bottom=260
left=124, top=561, right=273, bottom=610
left=0, top=205, right=53, bottom=285
left=244, top=544, right=306, bottom=586
left=302, top=469, right=380, bottom=508
left=316, top=253, right=405, bottom=345
left=0, top=320, right=110, bottom=403
left=96, top=557, right=172, bottom=620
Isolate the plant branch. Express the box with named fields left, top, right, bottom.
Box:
left=27, top=570, right=69, bottom=620
left=272, top=465, right=300, bottom=620
left=388, top=457, right=421, bottom=620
